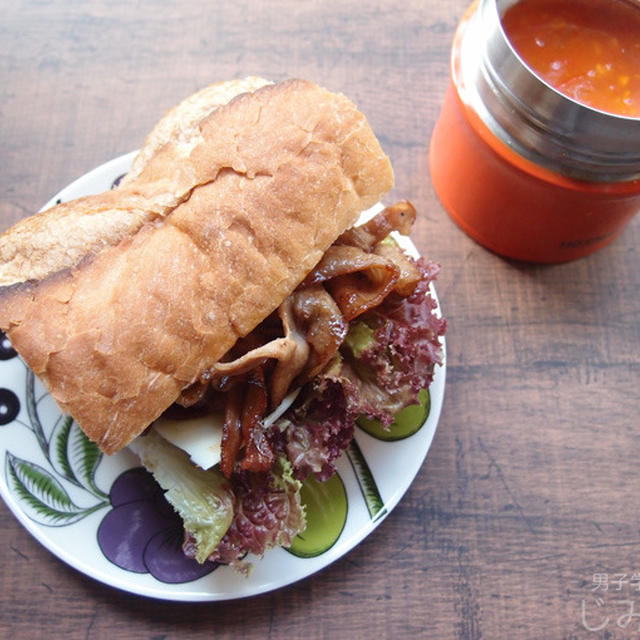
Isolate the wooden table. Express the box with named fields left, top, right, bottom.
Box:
left=1, top=1, right=639, bottom=638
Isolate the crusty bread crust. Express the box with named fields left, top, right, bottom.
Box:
left=123, top=76, right=273, bottom=184
left=0, top=78, right=393, bottom=454
left=0, top=77, right=272, bottom=288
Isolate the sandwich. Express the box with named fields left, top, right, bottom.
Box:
left=0, top=78, right=446, bottom=570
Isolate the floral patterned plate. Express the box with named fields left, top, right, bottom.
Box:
left=0, top=152, right=446, bottom=601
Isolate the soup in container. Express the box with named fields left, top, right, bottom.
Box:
left=429, top=0, right=640, bottom=262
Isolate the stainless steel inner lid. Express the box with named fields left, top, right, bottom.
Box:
left=457, top=0, right=640, bottom=182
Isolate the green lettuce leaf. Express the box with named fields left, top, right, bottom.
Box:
left=129, top=430, right=234, bottom=563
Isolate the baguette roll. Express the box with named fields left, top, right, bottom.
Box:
left=0, top=78, right=394, bottom=454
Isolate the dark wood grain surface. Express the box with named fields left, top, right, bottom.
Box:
left=1, top=1, right=639, bottom=638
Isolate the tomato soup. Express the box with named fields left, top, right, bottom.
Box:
left=502, top=0, right=640, bottom=117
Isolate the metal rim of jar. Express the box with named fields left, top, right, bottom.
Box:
left=457, top=0, right=640, bottom=183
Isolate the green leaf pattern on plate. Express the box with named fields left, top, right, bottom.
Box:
left=346, top=439, right=387, bottom=522
left=4, top=363, right=109, bottom=526
left=51, top=415, right=76, bottom=482
left=24, top=369, right=49, bottom=456
left=50, top=415, right=108, bottom=499
left=6, top=452, right=104, bottom=525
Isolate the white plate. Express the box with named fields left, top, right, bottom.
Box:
left=0, top=152, right=446, bottom=601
